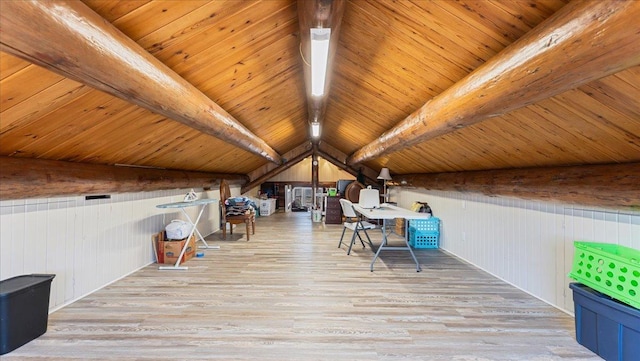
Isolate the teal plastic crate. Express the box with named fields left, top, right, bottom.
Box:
left=408, top=227, right=439, bottom=249
left=409, top=217, right=440, bottom=233
left=569, top=241, right=640, bottom=309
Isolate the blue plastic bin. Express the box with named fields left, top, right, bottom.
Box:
left=409, top=217, right=440, bottom=232
left=570, top=282, right=640, bottom=361
left=408, top=227, right=439, bottom=249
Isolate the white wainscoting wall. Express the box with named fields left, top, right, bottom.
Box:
left=394, top=188, right=640, bottom=314
left=3, top=184, right=636, bottom=315
left=0, top=187, right=224, bottom=311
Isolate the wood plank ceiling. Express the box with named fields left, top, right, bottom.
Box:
left=1, top=0, right=639, bottom=207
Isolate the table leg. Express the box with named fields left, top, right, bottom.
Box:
left=405, top=219, right=421, bottom=272
left=369, top=220, right=387, bottom=271
left=370, top=218, right=421, bottom=272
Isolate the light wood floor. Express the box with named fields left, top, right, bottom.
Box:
left=5, top=211, right=598, bottom=360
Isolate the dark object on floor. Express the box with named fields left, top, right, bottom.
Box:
left=0, top=274, right=56, bottom=355
left=570, top=282, right=640, bottom=361
left=291, top=199, right=308, bottom=212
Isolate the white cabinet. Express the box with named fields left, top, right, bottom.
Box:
left=259, top=198, right=277, bottom=216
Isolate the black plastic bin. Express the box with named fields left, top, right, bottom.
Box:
left=0, top=274, right=55, bottom=355
left=570, top=282, right=640, bottom=361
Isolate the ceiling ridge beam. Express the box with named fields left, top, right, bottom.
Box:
left=298, top=0, right=346, bottom=138
left=0, top=1, right=283, bottom=164
left=394, top=162, right=640, bottom=211
left=347, top=0, right=640, bottom=165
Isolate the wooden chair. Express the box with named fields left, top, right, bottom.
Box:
left=220, top=179, right=255, bottom=241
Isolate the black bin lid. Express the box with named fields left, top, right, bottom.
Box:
left=0, top=274, right=55, bottom=299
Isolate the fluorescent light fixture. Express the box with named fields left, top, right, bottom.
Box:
left=310, top=28, right=331, bottom=96
left=311, top=122, right=321, bottom=138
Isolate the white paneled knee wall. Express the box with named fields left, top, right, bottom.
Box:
left=394, top=188, right=640, bottom=314
left=2, top=186, right=637, bottom=315
left=0, top=188, right=222, bottom=311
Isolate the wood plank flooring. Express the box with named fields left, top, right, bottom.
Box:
left=4, top=211, right=599, bottom=360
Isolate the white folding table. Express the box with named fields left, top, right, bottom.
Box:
left=352, top=203, right=433, bottom=272
left=156, top=198, right=219, bottom=270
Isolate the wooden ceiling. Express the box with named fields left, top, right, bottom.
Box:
left=1, top=0, right=639, bottom=207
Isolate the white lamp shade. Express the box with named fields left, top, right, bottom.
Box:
left=377, top=167, right=392, bottom=180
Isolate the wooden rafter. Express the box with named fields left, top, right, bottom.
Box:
left=347, top=0, right=640, bottom=165
left=241, top=149, right=314, bottom=194
left=395, top=163, right=640, bottom=211
left=315, top=149, right=376, bottom=185
left=316, top=142, right=378, bottom=182
left=0, top=157, right=247, bottom=200
left=243, top=142, right=314, bottom=192
left=0, top=0, right=282, bottom=164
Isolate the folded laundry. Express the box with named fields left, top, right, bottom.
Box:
left=224, top=197, right=257, bottom=216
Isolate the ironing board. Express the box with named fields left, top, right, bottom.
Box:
left=156, top=198, right=219, bottom=270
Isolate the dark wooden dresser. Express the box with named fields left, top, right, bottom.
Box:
left=324, top=196, right=343, bottom=224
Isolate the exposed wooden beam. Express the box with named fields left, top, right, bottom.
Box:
left=241, top=149, right=313, bottom=194
left=242, top=141, right=381, bottom=193
left=298, top=0, right=346, bottom=138
left=395, top=163, right=640, bottom=211
left=315, top=148, right=377, bottom=185
left=0, top=157, right=247, bottom=200
left=0, top=0, right=282, bottom=164
left=316, top=142, right=378, bottom=183
left=246, top=142, right=313, bottom=185
left=348, top=0, right=640, bottom=165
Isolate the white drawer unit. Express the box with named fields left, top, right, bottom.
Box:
left=259, top=198, right=277, bottom=216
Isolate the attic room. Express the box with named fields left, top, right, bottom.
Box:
left=0, top=0, right=638, bottom=359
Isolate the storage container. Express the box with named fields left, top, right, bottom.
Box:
left=409, top=217, right=440, bottom=233
left=259, top=198, right=276, bottom=216
left=408, top=227, right=439, bottom=249
left=569, top=241, right=639, bottom=309
left=312, top=209, right=322, bottom=223
left=570, top=283, right=640, bottom=361
left=0, top=274, right=55, bottom=355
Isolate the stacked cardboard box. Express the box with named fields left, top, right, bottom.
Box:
left=152, top=231, right=196, bottom=265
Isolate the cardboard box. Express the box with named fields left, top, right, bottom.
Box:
left=153, top=232, right=195, bottom=265
left=395, top=218, right=405, bottom=236
left=260, top=198, right=276, bottom=216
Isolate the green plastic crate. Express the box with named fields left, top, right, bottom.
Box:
left=569, top=241, right=640, bottom=309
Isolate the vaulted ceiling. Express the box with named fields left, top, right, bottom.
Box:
left=1, top=0, right=639, bottom=208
